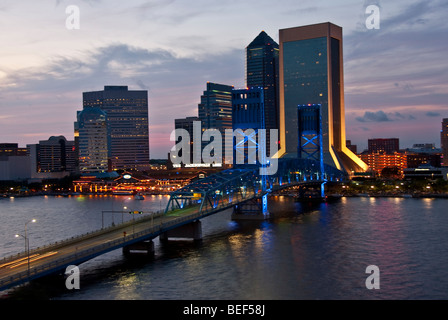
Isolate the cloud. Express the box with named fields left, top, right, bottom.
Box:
left=0, top=42, right=244, bottom=158
left=355, top=110, right=416, bottom=123
left=356, top=111, right=392, bottom=122
left=426, top=111, right=441, bottom=117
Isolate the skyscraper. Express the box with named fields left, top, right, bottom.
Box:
left=198, top=82, right=234, bottom=131
left=278, top=22, right=367, bottom=173
left=442, top=118, right=448, bottom=166
left=82, top=86, right=150, bottom=171
left=246, top=31, right=279, bottom=135
left=198, top=82, right=234, bottom=162
left=76, top=107, right=109, bottom=173
left=174, top=116, right=201, bottom=165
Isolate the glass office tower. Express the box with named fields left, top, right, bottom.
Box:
left=77, top=107, right=109, bottom=173
left=278, top=22, right=367, bottom=173
left=198, top=82, right=234, bottom=163
left=246, top=31, right=279, bottom=135
left=82, top=86, right=150, bottom=171
left=198, top=82, right=234, bottom=131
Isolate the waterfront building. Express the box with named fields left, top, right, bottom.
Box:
left=406, top=153, right=442, bottom=168
left=0, top=155, right=31, bottom=181
left=27, top=136, right=76, bottom=174
left=82, top=86, right=150, bottom=171
left=442, top=118, right=448, bottom=166
left=0, top=143, right=27, bottom=156
left=403, top=165, right=448, bottom=181
left=278, top=22, right=367, bottom=173
left=360, top=152, right=407, bottom=177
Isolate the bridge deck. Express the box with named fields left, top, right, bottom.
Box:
left=0, top=158, right=345, bottom=292
left=0, top=189, right=262, bottom=292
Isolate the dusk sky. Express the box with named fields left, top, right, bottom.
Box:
left=0, top=0, right=447, bottom=158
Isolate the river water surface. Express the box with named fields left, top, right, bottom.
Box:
left=1, top=194, right=447, bottom=300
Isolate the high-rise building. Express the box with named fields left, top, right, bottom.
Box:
left=198, top=82, right=234, bottom=162
left=278, top=22, right=367, bottom=173
left=82, top=86, right=150, bottom=171
left=198, top=82, right=234, bottom=131
left=368, top=138, right=400, bottom=154
left=174, top=116, right=201, bottom=165
left=76, top=107, right=109, bottom=173
left=246, top=31, right=279, bottom=136
left=442, top=118, right=448, bottom=166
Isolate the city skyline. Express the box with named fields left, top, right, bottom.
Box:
left=0, top=1, right=447, bottom=158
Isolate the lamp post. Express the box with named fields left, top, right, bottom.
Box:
left=15, top=218, right=36, bottom=277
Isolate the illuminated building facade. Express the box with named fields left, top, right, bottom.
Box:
left=278, top=22, right=367, bottom=173
left=198, top=82, right=234, bottom=162
left=232, top=87, right=265, bottom=164
left=76, top=107, right=109, bottom=173
left=360, top=152, right=407, bottom=177
left=82, top=86, right=150, bottom=171
left=198, top=82, right=234, bottom=132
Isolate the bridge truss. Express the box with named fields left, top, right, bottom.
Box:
left=165, top=158, right=346, bottom=217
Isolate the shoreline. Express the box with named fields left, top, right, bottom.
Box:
left=270, top=192, right=448, bottom=199
left=2, top=191, right=448, bottom=200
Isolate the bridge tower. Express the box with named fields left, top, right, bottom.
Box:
left=231, top=87, right=270, bottom=220
left=297, top=104, right=326, bottom=198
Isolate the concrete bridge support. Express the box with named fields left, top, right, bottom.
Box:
left=159, top=220, right=202, bottom=242
left=123, top=240, right=155, bottom=256
left=231, top=195, right=270, bottom=220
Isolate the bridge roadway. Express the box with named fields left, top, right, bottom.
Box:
left=0, top=188, right=263, bottom=292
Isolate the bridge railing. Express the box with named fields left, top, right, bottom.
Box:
left=0, top=207, right=214, bottom=291
left=0, top=210, right=166, bottom=266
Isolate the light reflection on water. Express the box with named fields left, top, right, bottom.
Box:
left=1, top=195, right=448, bottom=300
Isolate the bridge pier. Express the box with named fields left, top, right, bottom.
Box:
left=231, top=195, right=270, bottom=220
left=123, top=240, right=155, bottom=256
left=159, top=220, right=202, bottom=242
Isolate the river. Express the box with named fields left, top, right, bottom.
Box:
left=1, top=194, right=447, bottom=300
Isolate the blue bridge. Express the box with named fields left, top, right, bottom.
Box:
left=0, top=158, right=346, bottom=292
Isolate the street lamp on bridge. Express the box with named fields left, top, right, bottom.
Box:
left=15, top=218, right=37, bottom=277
